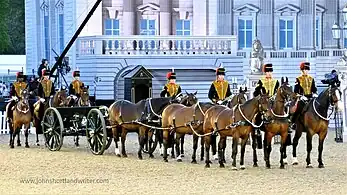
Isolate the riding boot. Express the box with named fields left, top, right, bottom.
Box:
left=256, top=129, right=262, bottom=149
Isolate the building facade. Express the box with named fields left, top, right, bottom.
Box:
left=25, top=0, right=347, bottom=102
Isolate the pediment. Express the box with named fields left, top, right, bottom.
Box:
left=233, top=4, right=260, bottom=13
left=316, top=4, right=326, bottom=13
left=275, top=4, right=301, bottom=13
left=123, top=65, right=153, bottom=79
left=137, top=3, right=160, bottom=12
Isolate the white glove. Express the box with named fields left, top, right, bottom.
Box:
left=312, top=93, right=318, bottom=98
left=12, top=96, right=18, bottom=101
left=40, top=98, right=45, bottom=103
left=50, top=95, right=53, bottom=98
left=217, top=100, right=223, bottom=105
left=176, top=97, right=182, bottom=101
left=72, top=95, right=78, bottom=100
left=300, top=96, right=308, bottom=101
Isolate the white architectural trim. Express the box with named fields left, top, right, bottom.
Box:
left=275, top=4, right=301, bottom=15
left=233, top=3, right=260, bottom=14
left=104, top=7, right=123, bottom=19
left=316, top=15, right=322, bottom=49
left=236, top=15, right=256, bottom=50
left=137, top=3, right=160, bottom=35
left=40, top=0, right=50, bottom=61
left=316, top=4, right=326, bottom=13
left=173, top=7, right=193, bottom=20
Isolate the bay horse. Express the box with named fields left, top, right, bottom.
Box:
left=33, top=88, right=69, bottom=146
left=108, top=94, right=196, bottom=159
left=290, top=85, right=341, bottom=168
left=254, top=77, right=294, bottom=169
left=9, top=89, right=32, bottom=148
left=203, top=90, right=269, bottom=169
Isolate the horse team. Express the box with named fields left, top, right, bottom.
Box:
left=5, top=76, right=341, bottom=170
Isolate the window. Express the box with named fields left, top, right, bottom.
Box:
left=139, top=19, right=156, bottom=49
left=44, top=14, right=50, bottom=60
left=104, top=19, right=120, bottom=49
left=58, top=14, right=64, bottom=53
left=176, top=20, right=191, bottom=49
left=238, top=19, right=253, bottom=49
left=279, top=19, right=294, bottom=49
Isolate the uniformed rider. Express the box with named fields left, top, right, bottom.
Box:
left=208, top=66, right=232, bottom=105
left=160, top=69, right=182, bottom=99
left=6, top=72, right=28, bottom=122
left=290, top=62, right=318, bottom=130
left=37, top=69, right=55, bottom=102
left=69, top=70, right=84, bottom=103
left=254, top=63, right=279, bottom=97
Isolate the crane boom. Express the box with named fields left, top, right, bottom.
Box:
left=49, top=0, right=102, bottom=78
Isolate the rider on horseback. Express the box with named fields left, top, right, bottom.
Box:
left=208, top=65, right=232, bottom=105
left=6, top=72, right=28, bottom=122
left=160, top=68, right=182, bottom=100
left=290, top=62, right=318, bottom=130
left=34, top=69, right=55, bottom=112
left=69, top=70, right=85, bottom=105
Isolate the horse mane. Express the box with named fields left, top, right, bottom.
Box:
left=241, top=96, right=259, bottom=109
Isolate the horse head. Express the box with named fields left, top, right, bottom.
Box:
left=17, top=89, right=30, bottom=113
left=257, top=88, right=270, bottom=114
left=79, top=86, right=90, bottom=106
left=278, top=77, right=294, bottom=103
left=180, top=90, right=198, bottom=106
left=237, top=87, right=248, bottom=104
left=55, top=89, right=69, bottom=107
left=328, top=85, right=342, bottom=108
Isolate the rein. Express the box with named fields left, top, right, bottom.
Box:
left=148, top=98, right=162, bottom=118
left=312, top=99, right=335, bottom=121
left=238, top=104, right=263, bottom=128
left=16, top=101, right=30, bottom=114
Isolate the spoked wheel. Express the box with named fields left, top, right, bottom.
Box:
left=105, top=137, right=112, bottom=150
left=86, top=108, right=107, bottom=155
left=42, top=107, right=64, bottom=151
left=142, top=128, right=160, bottom=154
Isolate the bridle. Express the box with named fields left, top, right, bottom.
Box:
left=312, top=87, right=340, bottom=121
left=269, top=84, right=292, bottom=118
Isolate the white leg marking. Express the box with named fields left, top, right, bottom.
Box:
left=115, top=147, right=120, bottom=155
left=283, top=158, right=288, bottom=164
left=160, top=147, right=164, bottom=155
left=292, top=157, right=298, bottom=164
left=231, top=166, right=238, bottom=170
left=213, top=154, right=218, bottom=160
left=240, top=165, right=246, bottom=169
left=176, top=155, right=182, bottom=160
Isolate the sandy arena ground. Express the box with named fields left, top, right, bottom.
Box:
left=0, top=131, right=346, bottom=195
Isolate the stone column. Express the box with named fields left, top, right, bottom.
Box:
left=298, top=0, right=315, bottom=49
left=193, top=0, right=207, bottom=35
left=159, top=0, right=172, bottom=35
left=217, top=0, right=233, bottom=35
left=123, top=0, right=135, bottom=35
left=324, top=0, right=339, bottom=48
left=258, top=0, right=273, bottom=49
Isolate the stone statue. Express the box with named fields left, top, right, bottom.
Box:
left=249, top=39, right=264, bottom=74
left=336, top=50, right=347, bottom=81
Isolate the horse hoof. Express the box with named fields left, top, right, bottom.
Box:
left=292, top=162, right=299, bottom=165
left=213, top=154, right=218, bottom=160
left=200, top=158, right=204, bottom=161
left=231, top=166, right=237, bottom=171
left=266, top=165, right=271, bottom=169
left=306, top=164, right=313, bottom=168
left=138, top=156, right=143, bottom=160
left=318, top=164, right=325, bottom=168
left=163, top=159, right=168, bottom=162
left=181, top=154, right=185, bottom=157
left=149, top=154, right=154, bottom=159
left=171, top=155, right=175, bottom=159
left=191, top=160, right=197, bottom=164
left=122, top=154, right=128, bottom=158
left=116, top=154, right=121, bottom=157
left=177, top=159, right=182, bottom=162
left=205, top=164, right=210, bottom=168
left=283, top=158, right=288, bottom=165
left=10, top=145, right=14, bottom=149
left=25, top=144, right=30, bottom=148
left=253, top=163, right=258, bottom=167
left=280, top=165, right=285, bottom=169
left=292, top=157, right=299, bottom=165
left=240, top=165, right=246, bottom=170
left=17, top=143, right=21, bottom=147
left=36, top=143, right=40, bottom=146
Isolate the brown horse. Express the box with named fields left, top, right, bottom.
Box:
left=289, top=85, right=341, bottom=168
left=108, top=94, right=196, bottom=159
left=255, top=77, right=294, bottom=169
left=161, top=99, right=214, bottom=163
left=33, top=88, right=69, bottom=145
left=8, top=89, right=32, bottom=148
left=203, top=90, right=269, bottom=169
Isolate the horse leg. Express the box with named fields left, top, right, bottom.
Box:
left=24, top=124, right=30, bottom=148
left=147, top=129, right=155, bottom=159
left=305, top=131, right=313, bottom=168
left=211, top=134, right=218, bottom=160
left=137, top=126, right=146, bottom=160
left=240, top=135, right=249, bottom=170
left=9, top=124, right=14, bottom=148
left=200, top=136, right=205, bottom=161
left=218, top=136, right=226, bottom=168
left=180, top=135, right=185, bottom=157
left=175, top=134, right=182, bottom=162
left=170, top=134, right=175, bottom=159
left=191, top=134, right=198, bottom=164
left=231, top=136, right=238, bottom=170
left=264, top=132, right=273, bottom=169
left=17, top=125, right=21, bottom=147
left=34, top=117, right=40, bottom=146
left=222, top=138, right=227, bottom=163
left=120, top=127, right=128, bottom=157
left=292, top=129, right=302, bottom=165
left=318, top=130, right=327, bottom=168
left=204, top=135, right=211, bottom=168
left=74, top=135, right=80, bottom=147
left=163, top=130, right=169, bottom=162
left=251, top=130, right=258, bottom=167
left=112, top=126, right=121, bottom=157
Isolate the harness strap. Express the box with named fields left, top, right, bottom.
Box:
left=312, top=99, right=334, bottom=121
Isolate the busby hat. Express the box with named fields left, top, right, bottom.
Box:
left=42, top=59, right=48, bottom=64
left=16, top=72, right=24, bottom=78
left=73, top=70, right=80, bottom=77
left=166, top=68, right=176, bottom=80
left=262, top=63, right=273, bottom=72
left=42, top=69, right=50, bottom=76
left=216, top=67, right=225, bottom=75
left=300, top=62, right=310, bottom=70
